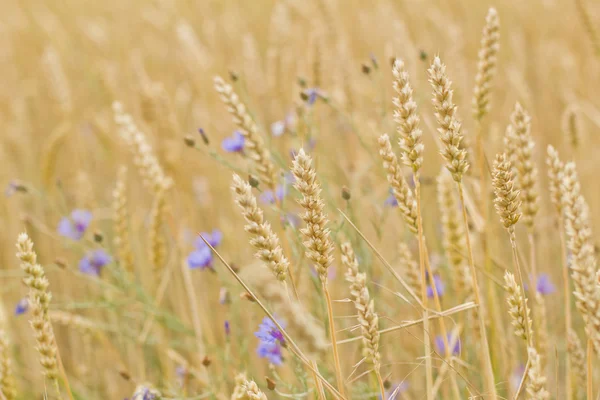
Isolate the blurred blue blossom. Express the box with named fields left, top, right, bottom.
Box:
left=222, top=131, right=245, bottom=153
left=426, top=274, right=445, bottom=298
left=435, top=333, right=461, bottom=356
left=379, top=381, right=409, bottom=399
left=14, top=297, right=28, bottom=315
left=79, top=249, right=112, bottom=276
left=188, top=229, right=222, bottom=270
left=57, top=209, right=92, bottom=240
left=255, top=317, right=285, bottom=365
left=536, top=273, right=556, bottom=295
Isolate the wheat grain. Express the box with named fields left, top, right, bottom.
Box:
left=291, top=148, right=334, bottom=280
left=508, top=103, right=539, bottom=229
left=560, top=162, right=600, bottom=352
left=567, top=329, right=586, bottom=399
left=113, top=166, right=134, bottom=273
left=428, top=56, right=469, bottom=182
left=492, top=153, right=522, bottom=230
left=377, top=134, right=418, bottom=234
left=472, top=8, right=500, bottom=121
left=392, top=59, right=424, bottom=172
left=0, top=329, right=17, bottom=400
left=397, top=242, right=421, bottom=296
left=504, top=271, right=532, bottom=343
left=525, top=347, right=550, bottom=399
left=232, top=173, right=289, bottom=281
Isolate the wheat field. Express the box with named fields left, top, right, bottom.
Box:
left=1, top=0, right=600, bottom=399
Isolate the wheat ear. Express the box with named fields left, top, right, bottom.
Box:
left=430, top=56, right=496, bottom=399
left=392, top=58, right=424, bottom=172
left=290, top=148, right=343, bottom=394
left=472, top=8, right=500, bottom=121
left=567, top=329, right=586, bottom=399
left=525, top=347, right=550, bottom=399
left=341, top=242, right=384, bottom=399
left=16, top=234, right=60, bottom=388
left=231, top=173, right=289, bottom=281
left=503, top=271, right=533, bottom=343
left=508, top=103, right=539, bottom=229
left=560, top=162, right=600, bottom=353
left=377, top=134, right=418, bottom=234
left=214, top=76, right=277, bottom=189
left=113, top=166, right=134, bottom=273
left=428, top=56, right=469, bottom=182
left=562, top=106, right=581, bottom=150
left=397, top=242, right=421, bottom=296
left=0, top=329, right=17, bottom=400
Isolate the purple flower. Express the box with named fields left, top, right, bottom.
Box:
left=79, top=249, right=112, bottom=276
left=224, top=320, right=231, bottom=336
left=260, top=185, right=287, bottom=204
left=255, top=317, right=285, bottom=345
left=14, top=298, right=28, bottom=315
left=257, top=341, right=283, bottom=365
left=194, top=229, right=223, bottom=249
left=536, top=273, right=556, bottom=295
left=426, top=274, right=445, bottom=298
left=380, top=381, right=409, bottom=399
left=58, top=209, right=93, bottom=240
left=305, top=88, right=321, bottom=105
left=255, top=317, right=285, bottom=365
left=435, top=333, right=461, bottom=356
left=188, top=229, right=222, bottom=270
left=384, top=193, right=398, bottom=207
left=222, top=131, right=245, bottom=152
left=187, top=246, right=213, bottom=270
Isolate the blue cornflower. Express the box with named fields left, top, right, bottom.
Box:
left=224, top=320, right=231, bottom=336
left=255, top=317, right=285, bottom=345
left=187, top=246, right=213, bottom=270
left=435, top=333, right=461, bottom=356
left=257, top=341, right=283, bottom=365
left=194, top=229, right=223, bottom=249
left=536, top=273, right=556, bottom=295
left=222, top=131, right=245, bottom=152
left=510, top=364, right=526, bottom=393
left=57, top=209, right=92, bottom=240
left=255, top=317, right=285, bottom=365
left=14, top=297, right=28, bottom=315
left=426, top=274, right=445, bottom=298
left=188, top=229, right=222, bottom=270
left=79, top=249, right=112, bottom=276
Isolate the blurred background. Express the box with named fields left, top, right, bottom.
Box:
left=0, top=0, right=599, bottom=399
